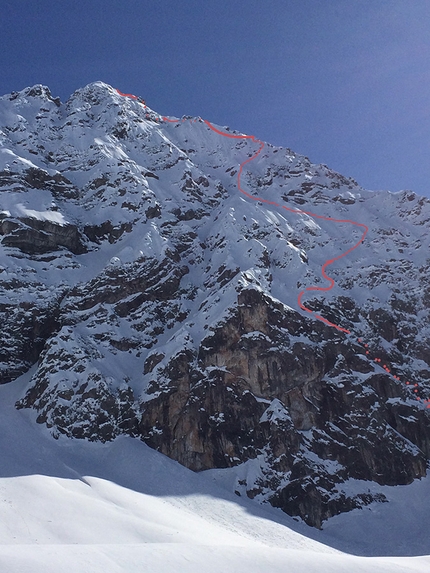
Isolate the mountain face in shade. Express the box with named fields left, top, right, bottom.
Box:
left=1, top=81, right=430, bottom=528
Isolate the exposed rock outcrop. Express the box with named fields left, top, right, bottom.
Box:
left=1, top=82, right=430, bottom=529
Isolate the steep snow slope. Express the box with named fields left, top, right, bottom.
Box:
left=1, top=82, right=430, bottom=529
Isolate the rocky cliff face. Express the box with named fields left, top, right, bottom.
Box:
left=1, top=82, right=430, bottom=528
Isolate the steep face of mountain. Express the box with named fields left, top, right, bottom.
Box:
left=1, top=82, right=430, bottom=528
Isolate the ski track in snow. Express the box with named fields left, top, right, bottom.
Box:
left=117, top=88, right=430, bottom=408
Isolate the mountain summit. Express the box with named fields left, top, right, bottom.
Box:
left=1, top=82, right=430, bottom=528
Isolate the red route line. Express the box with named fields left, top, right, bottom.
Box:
left=115, top=88, right=430, bottom=408
left=202, top=120, right=368, bottom=334
left=116, top=89, right=138, bottom=100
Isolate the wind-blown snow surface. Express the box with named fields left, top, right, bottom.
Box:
left=0, top=372, right=429, bottom=571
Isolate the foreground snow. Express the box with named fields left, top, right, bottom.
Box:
left=2, top=544, right=430, bottom=573
left=0, top=373, right=429, bottom=573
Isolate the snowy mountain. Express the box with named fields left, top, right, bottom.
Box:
left=1, top=81, right=430, bottom=534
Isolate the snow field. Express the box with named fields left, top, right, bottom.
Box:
left=0, top=373, right=429, bottom=572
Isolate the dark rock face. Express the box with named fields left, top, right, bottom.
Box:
left=0, top=298, right=62, bottom=384
left=2, top=82, right=430, bottom=529
left=0, top=168, right=85, bottom=255
left=138, top=288, right=429, bottom=527
left=0, top=216, right=86, bottom=255
left=17, top=359, right=140, bottom=441
left=16, top=251, right=191, bottom=439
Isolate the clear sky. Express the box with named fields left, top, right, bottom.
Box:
left=1, top=0, right=430, bottom=196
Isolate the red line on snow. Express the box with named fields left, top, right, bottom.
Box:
left=115, top=88, right=429, bottom=407
left=203, top=120, right=368, bottom=334
left=116, top=89, right=138, bottom=100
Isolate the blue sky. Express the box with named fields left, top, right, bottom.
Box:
left=1, top=0, right=430, bottom=196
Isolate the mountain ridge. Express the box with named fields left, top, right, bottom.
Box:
left=1, top=81, right=430, bottom=528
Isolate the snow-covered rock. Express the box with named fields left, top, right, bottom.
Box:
left=1, top=81, right=430, bottom=528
